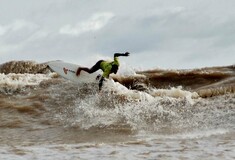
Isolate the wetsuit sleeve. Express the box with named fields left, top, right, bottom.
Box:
left=113, top=56, right=119, bottom=66
left=114, top=52, right=130, bottom=57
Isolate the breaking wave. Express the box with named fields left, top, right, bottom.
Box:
left=0, top=60, right=234, bottom=146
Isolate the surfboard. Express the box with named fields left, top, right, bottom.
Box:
left=47, top=60, right=100, bottom=83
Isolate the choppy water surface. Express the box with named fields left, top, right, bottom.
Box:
left=0, top=61, right=234, bottom=159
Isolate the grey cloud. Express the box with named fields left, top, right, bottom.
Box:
left=1, top=0, right=235, bottom=69
left=59, top=12, right=115, bottom=36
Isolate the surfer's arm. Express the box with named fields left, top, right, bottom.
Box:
left=114, top=52, right=130, bottom=57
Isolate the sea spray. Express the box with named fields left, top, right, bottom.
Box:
left=0, top=73, right=54, bottom=94
left=0, top=61, right=234, bottom=160
left=67, top=80, right=201, bottom=132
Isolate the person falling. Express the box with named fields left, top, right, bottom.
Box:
left=76, top=52, right=130, bottom=91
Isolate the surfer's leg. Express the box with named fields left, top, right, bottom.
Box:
left=76, top=60, right=103, bottom=76
left=76, top=67, right=89, bottom=76
left=89, top=60, right=103, bottom=73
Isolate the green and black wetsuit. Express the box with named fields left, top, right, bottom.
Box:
left=100, top=56, right=119, bottom=78
left=76, top=52, right=129, bottom=91
left=88, top=56, right=119, bottom=90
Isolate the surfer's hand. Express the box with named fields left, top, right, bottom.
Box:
left=96, top=74, right=101, bottom=80
left=124, top=52, right=130, bottom=56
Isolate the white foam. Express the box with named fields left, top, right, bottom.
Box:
left=0, top=73, right=54, bottom=92
left=149, top=86, right=199, bottom=99
left=103, top=80, right=199, bottom=102
left=71, top=80, right=202, bottom=130
left=137, top=128, right=230, bottom=140
left=72, top=80, right=182, bottom=130
left=102, top=79, right=155, bottom=101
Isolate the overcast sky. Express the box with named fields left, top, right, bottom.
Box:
left=0, top=0, right=235, bottom=69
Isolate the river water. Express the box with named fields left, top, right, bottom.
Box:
left=0, top=61, right=234, bottom=159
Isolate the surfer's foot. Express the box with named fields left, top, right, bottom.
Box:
left=96, top=74, right=101, bottom=80
left=76, top=68, right=81, bottom=76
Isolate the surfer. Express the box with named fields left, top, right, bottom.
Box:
left=76, top=52, right=130, bottom=91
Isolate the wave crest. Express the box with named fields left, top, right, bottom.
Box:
left=0, top=61, right=50, bottom=74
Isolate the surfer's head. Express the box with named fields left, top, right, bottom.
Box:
left=111, top=64, right=119, bottom=74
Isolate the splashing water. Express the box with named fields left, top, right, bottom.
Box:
left=0, top=61, right=234, bottom=160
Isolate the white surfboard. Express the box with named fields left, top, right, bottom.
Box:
left=47, top=60, right=100, bottom=83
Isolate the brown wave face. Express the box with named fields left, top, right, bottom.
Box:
left=0, top=61, right=50, bottom=74
left=0, top=61, right=234, bottom=147
left=112, top=65, right=235, bottom=98
left=1, top=60, right=234, bottom=98
left=0, top=78, right=136, bottom=145
left=0, top=94, right=48, bottom=128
